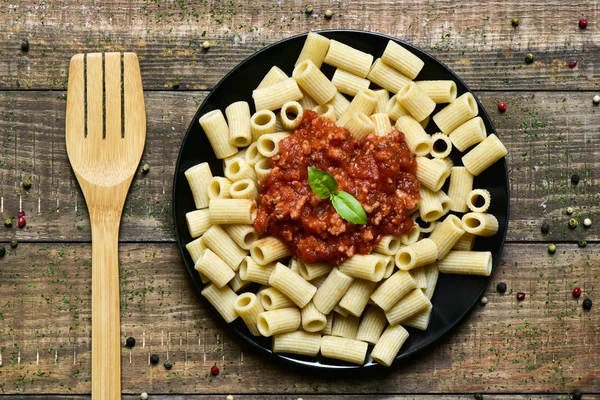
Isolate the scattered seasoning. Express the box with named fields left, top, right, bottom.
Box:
left=498, top=102, right=507, bottom=112
left=202, top=41, right=211, bottom=50
left=568, top=60, right=578, bottom=69
left=582, top=298, right=592, bottom=310
left=140, top=393, right=149, bottom=400
left=571, top=173, right=580, bottom=185
left=23, top=178, right=32, bottom=189
left=511, top=17, right=519, bottom=27
left=566, top=206, right=574, bottom=215
left=480, top=296, right=488, bottom=305
left=126, top=336, right=136, bottom=348
left=21, top=40, right=29, bottom=52
left=0, top=247, right=5, bottom=257
left=594, top=95, right=600, bottom=104
left=305, top=4, right=313, bottom=14
left=211, top=365, right=220, bottom=376
left=525, top=53, right=534, bottom=64
left=572, top=287, right=582, bottom=298
left=583, top=218, right=592, bottom=227
left=578, top=239, right=587, bottom=248
left=571, top=389, right=582, bottom=400
left=142, top=163, right=150, bottom=174
left=548, top=244, right=556, bottom=254
left=516, top=292, right=526, bottom=301
left=324, top=9, right=333, bottom=19
left=496, top=282, right=507, bottom=293
left=150, top=354, right=160, bottom=364
left=18, top=216, right=26, bottom=228
left=541, top=222, right=549, bottom=234
left=579, top=18, right=588, bottom=29
left=164, top=360, right=173, bottom=369
left=10, top=240, right=18, bottom=248
left=569, top=218, right=579, bottom=229
left=4, top=218, right=13, bottom=228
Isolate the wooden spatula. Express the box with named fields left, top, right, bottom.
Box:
left=66, top=52, right=146, bottom=399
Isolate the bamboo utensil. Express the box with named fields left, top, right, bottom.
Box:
left=66, top=52, right=146, bottom=399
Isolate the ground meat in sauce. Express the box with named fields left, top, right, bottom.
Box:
left=254, top=110, right=421, bottom=265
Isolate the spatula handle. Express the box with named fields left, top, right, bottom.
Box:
left=90, top=210, right=122, bottom=399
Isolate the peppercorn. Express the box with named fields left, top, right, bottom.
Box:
left=4, top=218, right=13, bottom=228
left=568, top=60, right=578, bottom=69
left=511, top=18, right=519, bottom=27
left=582, top=298, right=592, bottom=310
left=172, top=82, right=180, bottom=90
left=140, top=393, right=149, bottom=400
left=18, top=211, right=25, bottom=218
left=0, top=247, right=5, bottom=257
left=584, top=218, right=592, bottom=227
left=17, top=217, right=26, bottom=228
left=164, top=360, right=173, bottom=369
left=578, top=239, right=586, bottom=248
left=525, top=53, right=534, bottom=64
left=23, top=178, right=32, bottom=189
left=324, top=9, right=333, bottom=19
left=571, top=389, right=582, bottom=400
left=579, top=19, right=588, bottom=29
left=142, top=163, right=150, bottom=174
left=594, top=95, right=600, bottom=105
left=480, top=296, right=488, bottom=305
left=498, top=102, right=507, bottom=112
left=496, top=282, right=507, bottom=293
left=569, top=218, right=579, bottom=229
left=541, top=222, right=549, bottom=234
left=474, top=394, right=484, bottom=400
left=211, top=365, right=220, bottom=376
left=548, top=244, right=556, bottom=254
left=227, top=395, right=234, bottom=400
left=572, top=287, right=582, bottom=298
left=566, top=206, right=574, bottom=215
left=150, top=354, right=160, bottom=364
left=21, top=40, right=29, bottom=52
left=305, top=4, right=313, bottom=14
left=571, top=173, right=580, bottom=185
left=516, top=292, right=526, bottom=301
left=10, top=240, right=18, bottom=248
left=125, top=336, right=136, bottom=348
left=202, top=41, right=211, bottom=50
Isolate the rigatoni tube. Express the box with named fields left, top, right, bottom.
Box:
left=234, top=292, right=264, bottom=336
left=371, top=324, right=409, bottom=367
left=416, top=157, right=451, bottom=192
left=295, top=32, right=330, bottom=68
left=437, top=250, right=493, bottom=276
left=331, top=68, right=370, bottom=97
left=292, top=59, right=337, bottom=105
left=257, top=132, right=291, bottom=158
left=462, top=134, right=508, bottom=176
left=370, top=113, right=393, bottom=137
left=199, top=110, right=238, bottom=159
left=257, top=308, right=301, bottom=337
left=202, top=225, right=246, bottom=270
left=367, top=58, right=411, bottom=94
left=260, top=287, right=296, bottom=311
left=320, top=335, right=368, bottom=365
left=396, top=82, right=436, bottom=123
left=256, top=66, right=288, bottom=89
left=208, top=199, right=256, bottom=225
left=370, top=270, right=417, bottom=311
left=201, top=283, right=238, bottom=323
left=252, top=77, right=303, bottom=111
left=462, top=212, right=499, bottom=237
left=313, top=268, right=354, bottom=314
left=195, top=249, right=235, bottom=288
left=385, top=288, right=431, bottom=325
left=301, top=301, right=328, bottom=332
left=432, top=92, right=478, bottom=133
left=238, top=257, right=275, bottom=285
left=356, top=305, right=388, bottom=344
left=208, top=177, right=233, bottom=200
left=324, top=40, right=373, bottom=78
left=268, top=263, right=317, bottom=308
left=448, top=116, right=487, bottom=152
left=448, top=167, right=474, bottom=213
left=223, top=224, right=259, bottom=250
left=428, top=214, right=465, bottom=259
left=415, top=80, right=457, bottom=103
left=185, top=209, right=211, bottom=238
left=395, top=116, right=432, bottom=156
left=250, top=236, right=291, bottom=265
left=339, top=254, right=386, bottom=282
left=338, top=279, right=377, bottom=317
left=395, top=238, right=438, bottom=271
left=272, top=330, right=321, bottom=357
left=343, top=112, right=375, bottom=140
left=229, top=179, right=258, bottom=200
left=225, top=101, right=252, bottom=147
left=381, top=40, right=425, bottom=79
left=331, top=313, right=360, bottom=339
left=185, top=163, right=213, bottom=209
left=337, top=89, right=378, bottom=126
left=250, top=110, right=277, bottom=142
left=280, top=101, right=304, bottom=131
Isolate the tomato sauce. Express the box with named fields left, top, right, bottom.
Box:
left=254, top=111, right=420, bottom=265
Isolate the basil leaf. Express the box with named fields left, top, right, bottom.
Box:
left=308, top=166, right=338, bottom=199
left=331, top=190, right=368, bottom=225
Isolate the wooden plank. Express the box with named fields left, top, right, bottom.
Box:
left=0, top=242, right=598, bottom=394
left=1, top=90, right=599, bottom=243
left=0, top=396, right=592, bottom=400
left=1, top=1, right=599, bottom=91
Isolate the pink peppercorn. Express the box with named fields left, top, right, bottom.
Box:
left=568, top=60, right=578, bottom=69
left=210, top=365, right=219, bottom=376
left=516, top=292, right=526, bottom=301
left=573, top=287, right=582, bottom=298
left=579, top=18, right=588, bottom=29
left=498, top=102, right=507, bottom=112
left=17, top=216, right=26, bottom=228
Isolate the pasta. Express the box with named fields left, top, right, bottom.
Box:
left=234, top=292, right=264, bottom=336
left=447, top=166, right=474, bottom=213
left=371, top=324, right=409, bottom=367
left=467, top=189, right=491, bottom=213
left=338, top=279, right=377, bottom=317
left=370, top=270, right=417, bottom=311
left=395, top=116, right=432, bottom=156
left=250, top=110, right=277, bottom=141
left=252, top=77, right=303, bottom=111
left=295, top=32, right=330, bottom=68
left=415, top=80, right=457, bottom=103
left=185, top=163, right=213, bottom=209
left=432, top=92, right=478, bottom=133
left=292, top=60, right=337, bottom=105
left=257, top=308, right=301, bottom=337
left=273, top=330, right=321, bottom=357
left=225, top=101, right=252, bottom=147
left=396, top=81, right=436, bottom=123
left=324, top=40, right=374, bottom=78
left=320, top=335, right=369, bottom=365
left=332, top=68, right=371, bottom=97
left=395, top=238, right=438, bottom=270
left=199, top=110, right=238, bottom=159
left=256, top=66, right=288, bottom=89
left=462, top=212, right=499, bottom=237
left=437, top=250, right=493, bottom=276
left=208, top=176, right=233, bottom=199
left=462, top=134, right=508, bottom=176
left=356, top=305, right=388, bottom=344
left=448, top=116, right=487, bottom=152
left=381, top=40, right=425, bottom=79
left=367, top=58, right=411, bottom=94
left=268, top=263, right=317, bottom=308
left=208, top=199, right=256, bottom=225
left=195, top=249, right=235, bottom=288
left=280, top=101, right=304, bottom=131
left=185, top=209, right=211, bottom=238
left=428, top=214, right=465, bottom=259
left=313, top=268, right=354, bottom=314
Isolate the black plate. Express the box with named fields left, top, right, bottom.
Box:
left=173, top=30, right=509, bottom=370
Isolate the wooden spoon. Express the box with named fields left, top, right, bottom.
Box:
left=66, top=52, right=146, bottom=399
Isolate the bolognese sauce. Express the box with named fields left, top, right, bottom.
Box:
left=254, top=111, right=420, bottom=265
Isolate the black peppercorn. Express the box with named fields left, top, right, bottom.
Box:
left=10, top=240, right=18, bottom=248
left=21, top=40, right=29, bottom=52
left=0, top=247, right=5, bottom=257
left=541, top=222, right=549, bottom=234
left=125, top=336, right=136, bottom=348
left=496, top=282, right=507, bottom=293
left=571, top=173, right=580, bottom=185
left=525, top=53, right=534, bottom=64
left=474, top=394, right=484, bottom=400
left=164, top=360, right=173, bottom=369
left=582, top=298, right=592, bottom=311
left=150, top=354, right=160, bottom=364
left=571, top=389, right=582, bottom=400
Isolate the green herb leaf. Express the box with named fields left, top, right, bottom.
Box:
left=308, top=167, right=338, bottom=199
left=331, top=190, right=368, bottom=225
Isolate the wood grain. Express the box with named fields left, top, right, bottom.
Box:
left=0, top=396, right=593, bottom=400
left=1, top=1, right=599, bottom=91
left=0, top=242, right=598, bottom=394
left=1, top=90, right=599, bottom=243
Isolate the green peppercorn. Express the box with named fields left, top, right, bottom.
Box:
left=511, top=18, right=519, bottom=27
left=142, top=163, right=150, bottom=174
left=23, top=178, right=32, bottom=190
left=324, top=9, right=333, bottom=19
left=578, top=239, right=587, bottom=248
left=569, top=218, right=579, bottom=229
left=305, top=4, right=313, bottom=14
left=164, top=360, right=173, bottom=369
left=525, top=53, right=534, bottom=64
left=0, top=247, right=5, bottom=257
left=10, top=240, right=18, bottom=248
left=4, top=218, right=13, bottom=228
left=548, top=244, right=556, bottom=254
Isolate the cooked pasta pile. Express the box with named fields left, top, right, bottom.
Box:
left=183, top=32, right=508, bottom=367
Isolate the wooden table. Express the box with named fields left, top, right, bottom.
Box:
left=1, top=0, right=599, bottom=398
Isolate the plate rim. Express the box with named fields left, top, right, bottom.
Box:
left=172, top=29, right=510, bottom=371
